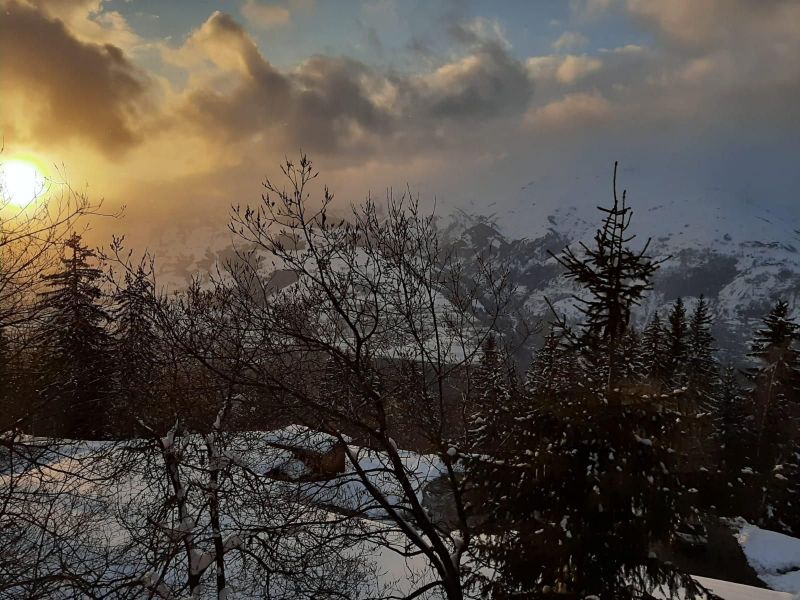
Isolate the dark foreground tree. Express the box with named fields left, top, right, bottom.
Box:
left=549, top=162, right=661, bottom=386
left=744, top=300, right=800, bottom=532
left=746, top=300, right=800, bottom=460
left=469, top=163, right=706, bottom=599
left=523, top=326, right=571, bottom=399
left=687, top=296, right=718, bottom=400
left=640, top=312, right=668, bottom=386
left=37, top=233, right=112, bottom=439
left=109, top=262, right=161, bottom=436
left=665, top=297, right=689, bottom=388
left=712, top=364, right=753, bottom=516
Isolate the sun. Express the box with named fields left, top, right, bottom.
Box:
left=1, top=158, right=49, bottom=207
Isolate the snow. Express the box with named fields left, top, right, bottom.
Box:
left=10, top=431, right=800, bottom=600
left=693, top=576, right=793, bottom=600
left=733, top=520, right=800, bottom=596
left=4, top=430, right=442, bottom=598
left=300, top=444, right=449, bottom=519
left=263, top=424, right=349, bottom=454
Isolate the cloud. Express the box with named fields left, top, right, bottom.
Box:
left=569, top=0, right=615, bottom=20
left=0, top=1, right=152, bottom=155
left=449, top=16, right=511, bottom=50
left=168, top=12, right=533, bottom=157
left=525, top=0, right=800, bottom=135
left=5, top=0, right=800, bottom=248
left=164, top=10, right=268, bottom=75
left=619, top=0, right=800, bottom=124
left=240, top=0, right=315, bottom=29
left=625, top=0, right=800, bottom=50
left=241, top=1, right=291, bottom=29
left=525, top=92, right=612, bottom=131
left=527, top=54, right=603, bottom=85
left=556, top=55, right=603, bottom=84
left=415, top=41, right=533, bottom=119
left=552, top=31, right=589, bottom=52
left=15, top=0, right=143, bottom=50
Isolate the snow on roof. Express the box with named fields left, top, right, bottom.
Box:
left=262, top=425, right=349, bottom=454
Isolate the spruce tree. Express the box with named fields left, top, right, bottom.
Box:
left=550, top=162, right=660, bottom=386
left=640, top=312, right=669, bottom=386
left=468, top=334, right=543, bottom=597
left=687, top=296, right=718, bottom=402
left=110, top=267, right=159, bottom=436
left=468, top=164, right=702, bottom=599
left=470, top=335, right=517, bottom=455
left=744, top=300, right=800, bottom=529
left=712, top=365, right=754, bottom=517
left=745, top=300, right=800, bottom=465
left=681, top=296, right=718, bottom=478
left=523, top=327, right=569, bottom=399
left=666, top=297, right=689, bottom=388
left=38, top=233, right=112, bottom=439
left=767, top=441, right=800, bottom=536
left=618, top=326, right=644, bottom=382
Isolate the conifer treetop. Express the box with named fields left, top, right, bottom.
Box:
left=549, top=162, right=663, bottom=345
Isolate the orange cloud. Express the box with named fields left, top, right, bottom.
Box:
left=0, top=2, right=152, bottom=155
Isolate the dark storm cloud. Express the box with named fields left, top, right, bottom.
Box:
left=0, top=1, right=151, bottom=155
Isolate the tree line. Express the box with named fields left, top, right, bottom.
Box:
left=465, top=166, right=800, bottom=598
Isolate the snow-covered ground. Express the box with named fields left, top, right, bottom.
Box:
left=0, top=429, right=452, bottom=598
left=733, top=519, right=800, bottom=597
left=5, top=431, right=800, bottom=599
left=694, top=576, right=793, bottom=600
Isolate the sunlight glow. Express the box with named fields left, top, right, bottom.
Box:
left=1, top=158, right=49, bottom=207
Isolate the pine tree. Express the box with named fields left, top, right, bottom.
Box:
left=110, top=267, right=159, bottom=436
left=550, top=162, right=661, bottom=387
left=470, top=335, right=517, bottom=455
left=618, top=326, right=644, bottom=382
left=468, top=334, right=548, bottom=598
left=524, top=327, right=569, bottom=398
left=640, top=312, right=669, bottom=386
left=680, top=296, right=719, bottom=479
left=712, top=364, right=753, bottom=517
left=666, top=297, right=689, bottom=387
left=743, top=301, right=800, bottom=530
left=687, top=296, right=718, bottom=402
left=767, top=441, right=800, bottom=536
left=468, top=165, right=702, bottom=599
left=745, top=300, right=800, bottom=465
left=37, top=233, right=112, bottom=439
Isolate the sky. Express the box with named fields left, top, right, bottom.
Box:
left=1, top=0, right=799, bottom=245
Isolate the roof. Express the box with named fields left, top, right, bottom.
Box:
left=263, top=425, right=349, bottom=454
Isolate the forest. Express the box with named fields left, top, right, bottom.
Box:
left=1, top=157, right=799, bottom=599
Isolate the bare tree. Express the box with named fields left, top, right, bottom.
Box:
left=148, top=155, right=520, bottom=600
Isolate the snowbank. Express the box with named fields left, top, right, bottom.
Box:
left=733, top=519, right=800, bottom=596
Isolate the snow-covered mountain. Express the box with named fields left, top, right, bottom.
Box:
left=444, top=195, right=800, bottom=359
left=149, top=191, right=800, bottom=359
